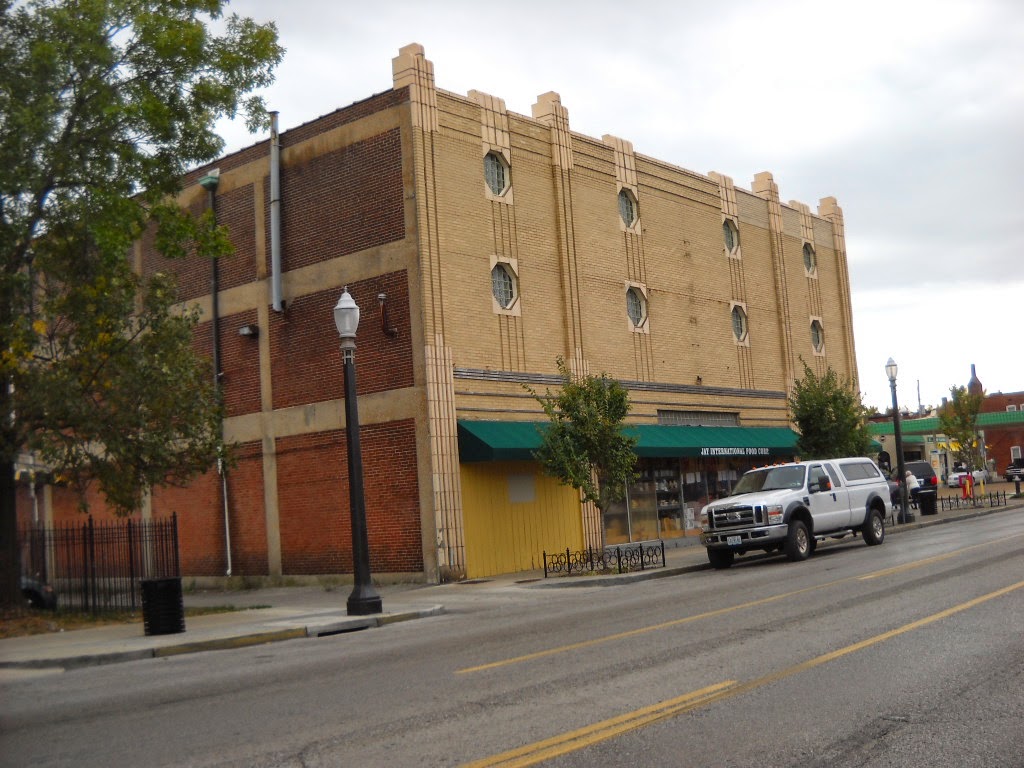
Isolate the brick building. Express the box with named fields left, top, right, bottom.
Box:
left=870, top=365, right=1024, bottom=481
left=23, top=44, right=862, bottom=582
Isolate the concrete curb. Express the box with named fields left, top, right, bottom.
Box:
left=0, top=605, right=446, bottom=671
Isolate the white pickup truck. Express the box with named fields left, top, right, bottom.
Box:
left=699, top=458, right=891, bottom=569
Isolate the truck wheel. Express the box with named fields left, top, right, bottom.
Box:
left=862, top=509, right=885, bottom=546
left=785, top=520, right=811, bottom=561
left=707, top=549, right=734, bottom=570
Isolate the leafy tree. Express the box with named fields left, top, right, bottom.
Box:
left=0, top=1, right=283, bottom=607
left=788, top=362, right=872, bottom=459
left=527, top=357, right=639, bottom=520
left=938, top=385, right=985, bottom=471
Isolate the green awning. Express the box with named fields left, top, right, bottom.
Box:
left=457, top=420, right=797, bottom=462
left=625, top=424, right=797, bottom=458
left=457, top=421, right=547, bottom=462
left=868, top=408, right=1024, bottom=437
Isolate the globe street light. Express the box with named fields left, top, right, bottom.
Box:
left=885, top=358, right=913, bottom=524
left=334, top=287, right=382, bottom=616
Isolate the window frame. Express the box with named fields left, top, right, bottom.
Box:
left=618, top=188, right=639, bottom=230
left=723, top=218, right=741, bottom=258
left=810, top=317, right=825, bottom=355
left=484, top=150, right=512, bottom=200
left=803, top=242, right=817, bottom=275
left=489, top=255, right=521, bottom=316
left=625, top=282, right=649, bottom=333
left=731, top=302, right=749, bottom=345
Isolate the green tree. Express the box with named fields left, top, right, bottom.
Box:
left=938, top=385, right=985, bottom=471
left=0, top=0, right=283, bottom=607
left=527, top=357, right=639, bottom=521
left=788, top=362, right=872, bottom=459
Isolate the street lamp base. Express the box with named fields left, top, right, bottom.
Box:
left=347, top=584, right=383, bottom=616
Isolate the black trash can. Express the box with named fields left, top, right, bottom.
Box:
left=140, top=577, right=186, bottom=636
left=918, top=490, right=938, bottom=516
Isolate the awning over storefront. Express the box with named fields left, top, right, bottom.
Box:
left=625, top=424, right=797, bottom=458
left=457, top=421, right=548, bottom=462
left=457, top=420, right=798, bottom=462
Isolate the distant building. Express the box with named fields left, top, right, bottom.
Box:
left=871, top=364, right=1024, bottom=480
left=21, top=45, right=861, bottom=581
left=974, top=365, right=1024, bottom=474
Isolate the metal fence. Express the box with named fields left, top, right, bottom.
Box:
left=19, top=514, right=180, bottom=614
left=543, top=540, right=666, bottom=578
left=938, top=491, right=1008, bottom=512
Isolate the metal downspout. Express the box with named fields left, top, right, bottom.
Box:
left=199, top=169, right=232, bottom=577
left=270, top=112, right=284, bottom=312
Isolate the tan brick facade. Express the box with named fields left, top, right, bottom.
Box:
left=30, top=44, right=858, bottom=584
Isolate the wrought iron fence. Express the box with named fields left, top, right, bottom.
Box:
left=19, top=514, right=180, bottom=614
left=543, top=540, right=666, bottom=578
left=939, top=491, right=1008, bottom=512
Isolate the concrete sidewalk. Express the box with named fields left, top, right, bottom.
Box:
left=2, top=491, right=1019, bottom=675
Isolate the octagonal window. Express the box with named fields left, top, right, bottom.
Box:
left=491, top=263, right=516, bottom=309
left=810, top=319, right=824, bottom=352
left=731, top=305, right=748, bottom=342
left=618, top=189, right=638, bottom=228
left=484, top=152, right=510, bottom=196
left=626, top=286, right=646, bottom=327
left=803, top=243, right=817, bottom=273
left=723, top=219, right=740, bottom=255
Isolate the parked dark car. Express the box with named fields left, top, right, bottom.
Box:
left=1004, top=459, right=1024, bottom=483
left=904, top=460, right=939, bottom=513
left=20, top=576, right=57, bottom=610
left=904, top=460, right=939, bottom=491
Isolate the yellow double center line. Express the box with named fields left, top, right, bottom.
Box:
left=464, top=579, right=1024, bottom=768
left=461, top=681, right=738, bottom=768
left=458, top=533, right=1024, bottom=675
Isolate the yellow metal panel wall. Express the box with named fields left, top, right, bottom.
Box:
left=461, top=462, right=584, bottom=578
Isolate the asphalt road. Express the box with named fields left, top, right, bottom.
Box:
left=2, top=512, right=1023, bottom=767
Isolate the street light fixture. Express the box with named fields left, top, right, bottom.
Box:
left=886, top=358, right=913, bottom=524
left=334, top=287, right=383, bottom=616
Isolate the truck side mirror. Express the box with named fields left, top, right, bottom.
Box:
left=816, top=478, right=831, bottom=493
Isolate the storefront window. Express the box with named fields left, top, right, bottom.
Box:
left=602, top=456, right=773, bottom=545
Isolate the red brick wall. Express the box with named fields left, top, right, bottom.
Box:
left=223, top=441, right=268, bottom=575
left=216, top=309, right=262, bottom=418
left=151, top=467, right=222, bottom=576
left=271, top=127, right=405, bottom=273
left=148, top=441, right=267, bottom=576
left=216, top=184, right=259, bottom=291
left=183, top=87, right=410, bottom=185
left=137, top=198, right=197, bottom=301
left=979, top=393, right=1024, bottom=472
left=981, top=392, right=1024, bottom=413
left=277, top=419, right=421, bottom=575
left=48, top=484, right=120, bottom=525
left=270, top=271, right=413, bottom=411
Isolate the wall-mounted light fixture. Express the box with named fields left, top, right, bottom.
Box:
left=377, top=293, right=398, bottom=337
left=238, top=324, right=259, bottom=338
left=695, top=375, right=703, bottom=385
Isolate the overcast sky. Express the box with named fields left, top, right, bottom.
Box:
left=215, top=0, right=1024, bottom=413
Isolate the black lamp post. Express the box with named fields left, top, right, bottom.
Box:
left=334, top=287, right=382, bottom=616
left=886, top=357, right=913, bottom=524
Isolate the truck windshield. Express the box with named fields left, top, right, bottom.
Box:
left=731, top=465, right=806, bottom=495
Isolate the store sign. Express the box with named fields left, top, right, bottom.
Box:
left=700, top=446, right=772, bottom=456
